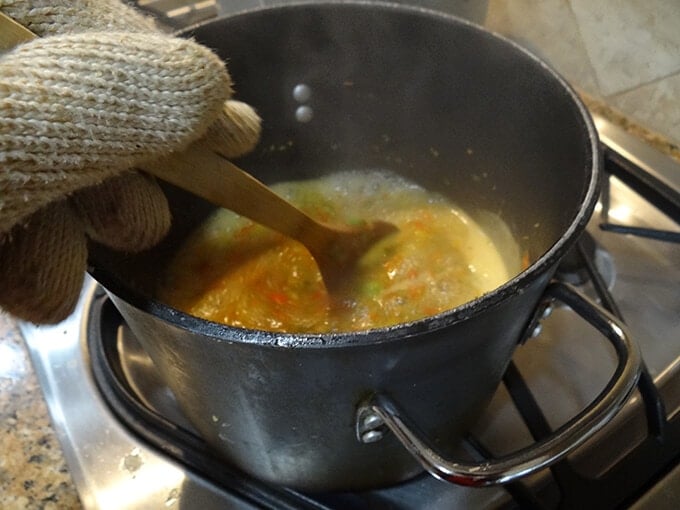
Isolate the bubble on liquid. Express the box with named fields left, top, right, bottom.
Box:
left=292, top=83, right=312, bottom=102
left=295, top=105, right=314, bottom=123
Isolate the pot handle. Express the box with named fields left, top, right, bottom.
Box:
left=355, top=281, right=642, bottom=487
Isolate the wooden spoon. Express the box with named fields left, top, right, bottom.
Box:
left=0, top=12, right=398, bottom=291
left=145, top=143, right=397, bottom=290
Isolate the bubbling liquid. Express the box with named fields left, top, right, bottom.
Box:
left=158, top=170, right=517, bottom=333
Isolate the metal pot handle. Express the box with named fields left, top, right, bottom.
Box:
left=355, top=281, right=642, bottom=487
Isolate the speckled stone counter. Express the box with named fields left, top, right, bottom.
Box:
left=0, top=314, right=81, bottom=510
left=581, top=92, right=680, bottom=164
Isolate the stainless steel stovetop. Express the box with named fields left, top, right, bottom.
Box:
left=20, top=114, right=680, bottom=509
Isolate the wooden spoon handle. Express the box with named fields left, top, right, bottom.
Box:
left=0, top=12, right=36, bottom=49
left=142, top=141, right=329, bottom=245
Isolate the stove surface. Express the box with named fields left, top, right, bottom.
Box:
left=20, top=114, right=680, bottom=509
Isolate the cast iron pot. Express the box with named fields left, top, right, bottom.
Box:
left=89, top=2, right=641, bottom=492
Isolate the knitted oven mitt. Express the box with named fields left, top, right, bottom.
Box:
left=0, top=0, right=261, bottom=323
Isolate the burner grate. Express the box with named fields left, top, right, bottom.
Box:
left=463, top=149, right=680, bottom=509
left=599, top=143, right=680, bottom=243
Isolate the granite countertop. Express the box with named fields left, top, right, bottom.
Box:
left=0, top=314, right=81, bottom=509
left=582, top=93, right=680, bottom=164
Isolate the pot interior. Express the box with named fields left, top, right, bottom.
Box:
left=89, top=2, right=598, bottom=333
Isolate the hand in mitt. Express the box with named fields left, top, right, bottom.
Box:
left=0, top=0, right=261, bottom=323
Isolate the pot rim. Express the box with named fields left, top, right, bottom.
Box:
left=91, top=1, right=601, bottom=349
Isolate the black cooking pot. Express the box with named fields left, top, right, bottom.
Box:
left=89, top=2, right=640, bottom=491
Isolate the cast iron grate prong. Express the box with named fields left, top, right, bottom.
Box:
left=599, top=144, right=680, bottom=242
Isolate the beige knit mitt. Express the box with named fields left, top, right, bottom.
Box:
left=0, top=0, right=261, bottom=323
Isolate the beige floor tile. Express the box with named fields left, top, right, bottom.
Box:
left=569, top=0, right=680, bottom=96
left=484, top=0, right=600, bottom=96
left=608, top=72, right=680, bottom=146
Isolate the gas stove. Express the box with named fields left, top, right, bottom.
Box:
left=19, top=113, right=680, bottom=509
